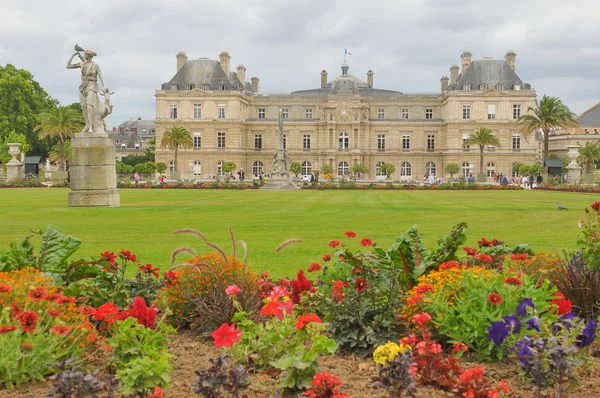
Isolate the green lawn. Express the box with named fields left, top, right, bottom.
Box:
left=0, top=188, right=595, bottom=278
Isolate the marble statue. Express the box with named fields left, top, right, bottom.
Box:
left=67, top=45, right=113, bottom=134
left=271, top=109, right=291, bottom=179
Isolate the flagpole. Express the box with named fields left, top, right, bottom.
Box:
left=344, top=49, right=346, bottom=63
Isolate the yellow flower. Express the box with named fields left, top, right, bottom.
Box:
left=373, top=341, right=411, bottom=365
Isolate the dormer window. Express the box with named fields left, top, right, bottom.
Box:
left=463, top=84, right=471, bottom=90
left=480, top=84, right=487, bottom=91
left=514, top=85, right=521, bottom=90
left=187, top=84, right=194, bottom=90
left=202, top=84, right=210, bottom=90
left=219, top=84, right=226, bottom=90
left=496, top=84, right=504, bottom=90
left=170, top=84, right=177, bottom=90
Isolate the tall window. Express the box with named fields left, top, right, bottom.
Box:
left=462, top=133, right=470, bottom=151
left=377, top=134, right=386, bottom=150
left=169, top=160, right=175, bottom=171
left=480, top=84, right=488, bottom=91
left=463, top=84, right=471, bottom=90
left=461, top=162, right=470, bottom=177
left=194, top=104, right=202, bottom=119
left=303, top=134, right=311, bottom=150
left=217, top=161, right=224, bottom=176
left=254, top=134, right=262, bottom=149
left=252, top=161, right=263, bottom=176
left=513, top=104, right=521, bottom=120
left=302, top=161, right=312, bottom=176
left=377, top=108, right=385, bottom=119
left=338, top=132, right=349, bottom=150
left=282, top=108, right=289, bottom=119
left=401, top=109, right=409, bottom=119
left=512, top=133, right=521, bottom=150
left=218, top=132, right=225, bottom=148
left=305, top=109, right=313, bottom=119
left=193, top=132, right=201, bottom=148
left=400, top=161, right=412, bottom=176
left=462, top=105, right=471, bottom=120
left=376, top=161, right=385, bottom=176
left=427, top=135, right=435, bottom=151
left=425, top=162, right=437, bottom=176
left=169, top=104, right=178, bottom=119
left=202, top=84, right=210, bottom=90
left=487, top=104, right=496, bottom=120
left=425, top=109, right=433, bottom=120
left=192, top=161, right=201, bottom=176
left=187, top=84, right=194, bottom=90
left=402, top=135, right=410, bottom=150
left=338, top=161, right=349, bottom=176
left=496, top=84, right=504, bottom=90
left=258, top=108, right=266, bottom=119
left=218, top=105, right=226, bottom=119
left=486, top=162, right=496, bottom=178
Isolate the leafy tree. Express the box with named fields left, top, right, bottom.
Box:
left=34, top=107, right=83, bottom=171
left=120, top=153, right=153, bottom=167
left=464, top=128, right=501, bottom=176
left=519, top=164, right=531, bottom=177
left=0, top=131, right=31, bottom=164
left=577, top=142, right=600, bottom=173
left=222, top=162, right=237, bottom=174
left=133, top=163, right=149, bottom=175
left=290, top=162, right=302, bottom=178
left=517, top=95, right=579, bottom=164
left=350, top=163, right=368, bottom=177
left=144, top=138, right=155, bottom=162
left=512, top=162, right=523, bottom=174
left=121, top=164, right=134, bottom=174
left=445, top=163, right=460, bottom=178
left=156, top=162, right=167, bottom=174
left=116, top=161, right=123, bottom=174
left=380, top=163, right=396, bottom=178
left=160, top=126, right=192, bottom=172
left=144, top=161, right=157, bottom=176
left=48, top=140, right=72, bottom=169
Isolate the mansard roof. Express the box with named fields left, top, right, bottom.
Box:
left=578, top=102, right=600, bottom=126
left=449, top=60, right=531, bottom=91
left=161, top=58, right=254, bottom=92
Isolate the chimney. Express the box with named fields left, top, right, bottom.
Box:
left=366, top=70, right=374, bottom=88
left=440, top=76, right=449, bottom=92
left=321, top=70, right=328, bottom=88
left=219, top=51, right=231, bottom=76
left=461, top=51, right=472, bottom=75
left=449, top=65, right=459, bottom=84
left=176, top=51, right=188, bottom=72
left=251, top=77, right=259, bottom=93
left=505, top=50, right=516, bottom=72
left=236, top=65, right=246, bottom=89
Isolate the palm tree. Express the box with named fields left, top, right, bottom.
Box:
left=577, top=142, right=600, bottom=173
left=34, top=107, right=84, bottom=171
left=49, top=140, right=72, bottom=169
left=350, top=163, right=368, bottom=178
left=160, top=126, right=193, bottom=172
left=517, top=95, right=579, bottom=164
left=464, top=128, right=502, bottom=176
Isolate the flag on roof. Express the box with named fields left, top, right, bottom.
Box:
left=345, top=48, right=352, bottom=56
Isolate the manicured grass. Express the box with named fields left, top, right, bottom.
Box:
left=0, top=188, right=595, bottom=278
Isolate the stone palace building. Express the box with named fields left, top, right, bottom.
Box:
left=155, top=50, right=537, bottom=180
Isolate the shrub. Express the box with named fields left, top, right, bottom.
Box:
left=192, top=354, right=249, bottom=397
left=0, top=268, right=96, bottom=389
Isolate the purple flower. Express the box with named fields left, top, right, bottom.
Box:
left=553, top=312, right=577, bottom=334
left=577, top=319, right=598, bottom=348
left=526, top=316, right=541, bottom=332
left=502, top=314, right=522, bottom=334
left=511, top=337, right=534, bottom=369
left=488, top=321, right=509, bottom=346
left=516, top=298, right=534, bottom=317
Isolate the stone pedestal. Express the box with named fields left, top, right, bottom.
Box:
left=565, top=145, right=583, bottom=183
left=68, top=134, right=120, bottom=207
left=52, top=170, right=68, bottom=181
left=5, top=143, right=23, bottom=181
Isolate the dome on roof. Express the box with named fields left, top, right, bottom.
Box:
left=324, top=62, right=370, bottom=95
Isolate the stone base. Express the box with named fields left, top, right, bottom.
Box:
left=51, top=170, right=68, bottom=181
left=476, top=173, right=487, bottom=183
left=69, top=189, right=120, bottom=207
left=5, top=163, right=23, bottom=181
left=259, top=180, right=298, bottom=190
left=565, top=164, right=583, bottom=183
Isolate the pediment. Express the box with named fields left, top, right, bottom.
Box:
left=181, top=88, right=212, bottom=97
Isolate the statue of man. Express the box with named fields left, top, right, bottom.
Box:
left=66, top=48, right=110, bottom=134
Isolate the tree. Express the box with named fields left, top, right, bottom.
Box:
left=445, top=163, right=460, bottom=178
left=222, top=162, right=237, bottom=174
left=160, top=126, right=192, bottom=172
left=290, top=162, right=302, bottom=178
left=577, top=142, right=600, bottom=174
left=156, top=162, right=167, bottom=174
left=34, top=107, right=83, bottom=171
left=519, top=164, right=531, bottom=177
left=350, top=163, right=368, bottom=178
left=464, top=128, right=501, bottom=176
left=121, top=153, right=153, bottom=167
left=517, top=95, right=579, bottom=164
left=380, top=163, right=396, bottom=179
left=122, top=164, right=134, bottom=173
left=48, top=140, right=72, bottom=169
left=319, top=164, right=333, bottom=175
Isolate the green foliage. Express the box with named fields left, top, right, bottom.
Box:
left=464, top=128, right=502, bottom=173
left=122, top=164, right=134, bottom=174
left=290, top=162, right=302, bottom=178
left=519, top=164, right=531, bottom=176
left=120, top=153, right=154, bottom=167
left=445, top=163, right=460, bottom=177
left=222, top=162, right=237, bottom=174
left=160, top=126, right=192, bottom=172
left=350, top=163, right=368, bottom=176
left=156, top=162, right=167, bottom=174
left=107, top=317, right=175, bottom=397
left=577, top=142, right=600, bottom=173
left=412, top=222, right=468, bottom=277
left=319, top=164, right=333, bottom=174
left=0, top=131, right=31, bottom=164
left=34, top=107, right=83, bottom=171
left=380, top=163, right=396, bottom=178
left=115, top=161, right=123, bottom=174
left=48, top=140, right=71, bottom=165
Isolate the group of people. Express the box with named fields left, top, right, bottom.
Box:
left=423, top=173, right=445, bottom=185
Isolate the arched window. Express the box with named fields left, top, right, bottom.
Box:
left=169, top=160, right=175, bottom=172
left=338, top=161, right=349, bottom=176
left=192, top=161, right=202, bottom=176
left=375, top=161, right=386, bottom=176
left=400, top=161, right=412, bottom=176
left=302, top=161, right=312, bottom=176
left=217, top=161, right=224, bottom=176
left=425, top=162, right=437, bottom=176
left=486, top=162, right=496, bottom=178
left=252, top=161, right=263, bottom=177
left=338, top=132, right=349, bottom=150
left=461, top=162, right=471, bottom=177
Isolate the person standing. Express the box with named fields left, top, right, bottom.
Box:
left=536, top=173, right=543, bottom=187
left=528, top=174, right=535, bottom=189
left=428, top=174, right=435, bottom=185
left=134, top=171, right=140, bottom=185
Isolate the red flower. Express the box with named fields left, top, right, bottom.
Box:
left=328, top=240, right=341, bottom=248
left=119, top=297, right=158, bottom=328
left=308, top=263, right=322, bottom=272
left=0, top=325, right=18, bottom=334
left=260, top=301, right=293, bottom=320
left=211, top=323, right=243, bottom=348
left=0, top=285, right=12, bottom=293
left=360, top=238, right=373, bottom=247
left=344, top=231, right=357, bottom=238
left=415, top=284, right=434, bottom=294
left=322, top=253, right=331, bottom=262
left=164, top=271, right=178, bottom=284
left=119, top=250, right=137, bottom=262
left=463, top=247, right=477, bottom=256
left=412, top=312, right=432, bottom=327
left=478, top=238, right=496, bottom=247
left=510, top=253, right=529, bottom=261
left=407, top=295, right=423, bottom=305
left=55, top=295, right=76, bottom=305
left=17, top=311, right=38, bottom=333
left=94, top=302, right=119, bottom=324
left=452, top=342, right=468, bottom=354
left=296, top=314, right=323, bottom=329
left=100, top=251, right=117, bottom=265
left=474, top=253, right=493, bottom=264
left=352, top=267, right=362, bottom=274
left=27, top=286, right=48, bottom=302
left=592, top=201, right=600, bottom=211
left=488, top=293, right=503, bottom=305
left=50, top=325, right=72, bottom=336
left=225, top=284, right=242, bottom=295
left=439, top=260, right=461, bottom=270
left=139, top=264, right=160, bottom=278
left=497, top=380, right=510, bottom=393
left=291, top=270, right=313, bottom=303
left=354, top=278, right=368, bottom=293
left=332, top=281, right=347, bottom=302
left=148, top=387, right=164, bottom=398
left=47, top=309, right=61, bottom=317
left=504, top=276, right=522, bottom=286
left=550, top=292, right=572, bottom=315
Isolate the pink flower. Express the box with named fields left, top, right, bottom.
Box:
left=225, top=285, right=241, bottom=295
left=412, top=312, right=432, bottom=327
left=211, top=323, right=243, bottom=348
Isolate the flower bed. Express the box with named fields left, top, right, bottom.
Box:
left=0, top=179, right=69, bottom=188
left=117, top=182, right=258, bottom=189
left=301, top=182, right=523, bottom=190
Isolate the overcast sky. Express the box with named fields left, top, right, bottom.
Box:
left=1, top=0, right=599, bottom=127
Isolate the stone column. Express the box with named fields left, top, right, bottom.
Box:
left=565, top=145, right=583, bottom=182
left=68, top=133, right=120, bottom=207
left=5, top=143, right=24, bottom=180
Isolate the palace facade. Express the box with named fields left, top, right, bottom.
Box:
left=155, top=50, right=537, bottom=180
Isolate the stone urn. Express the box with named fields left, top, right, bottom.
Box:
left=5, top=143, right=24, bottom=180
left=565, top=144, right=583, bottom=182
left=7, top=143, right=21, bottom=164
